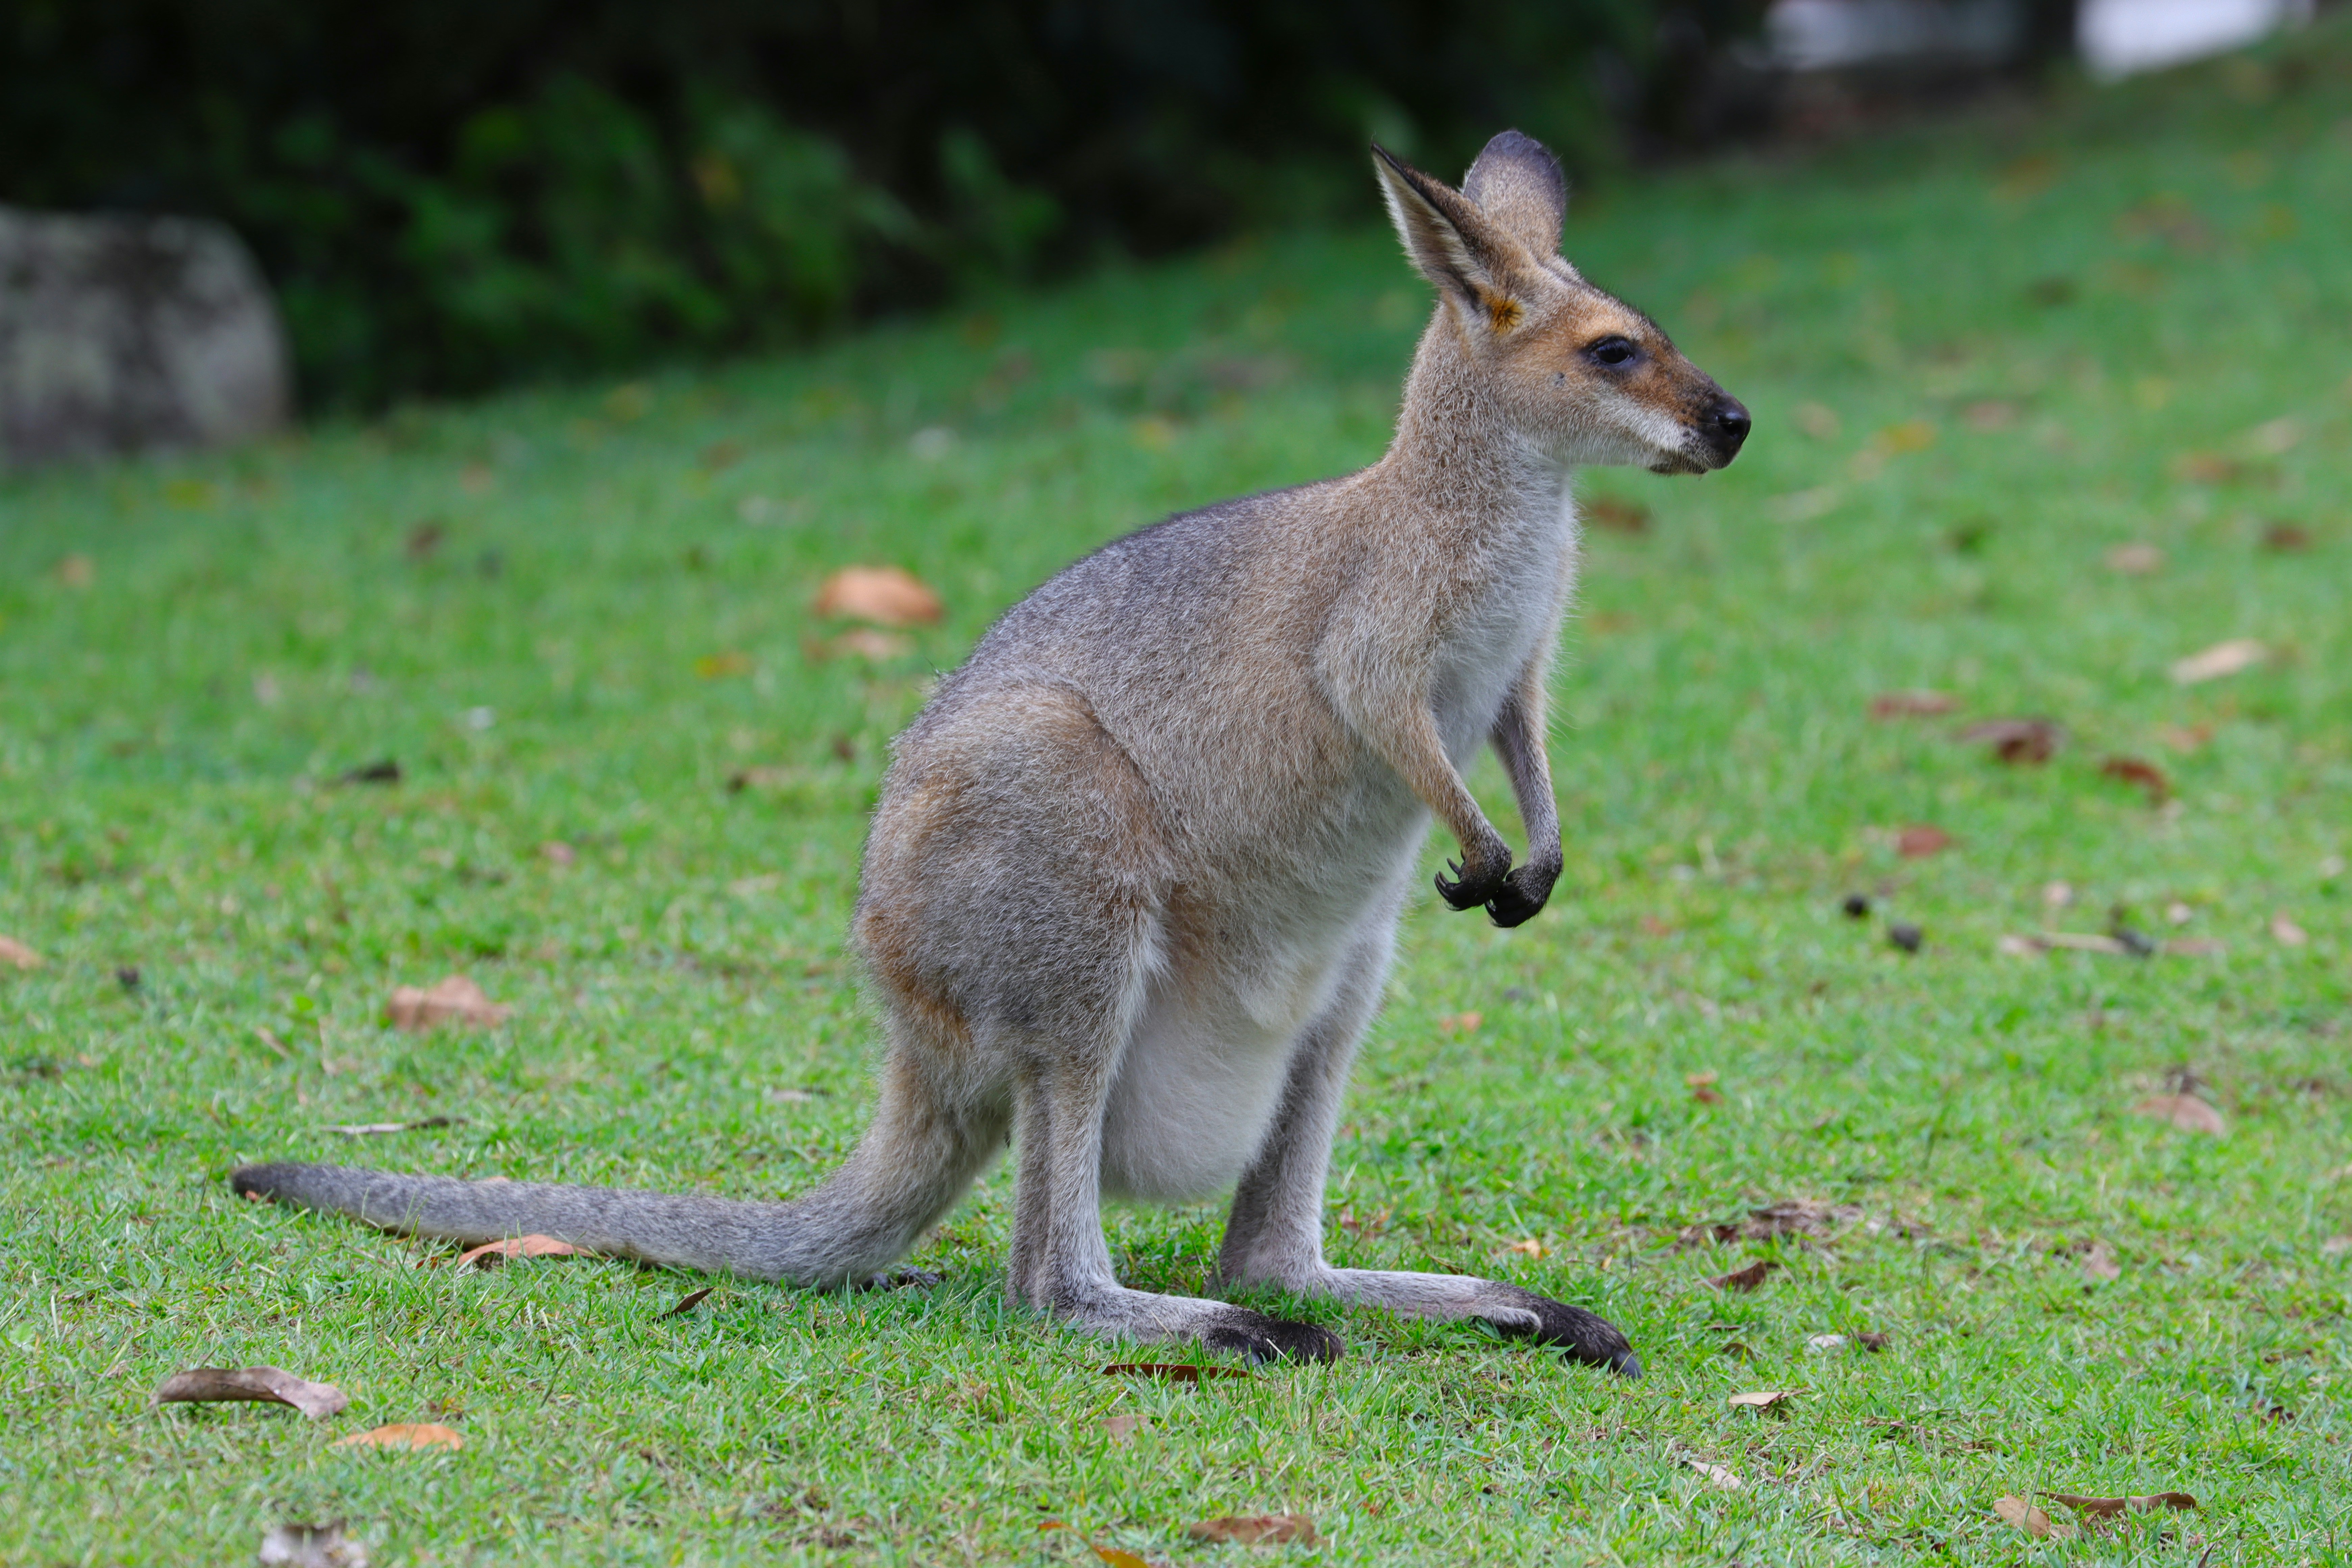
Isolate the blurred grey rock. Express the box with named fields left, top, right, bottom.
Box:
left=0, top=206, right=290, bottom=464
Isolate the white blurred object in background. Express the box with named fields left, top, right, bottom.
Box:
left=2077, top=0, right=2312, bottom=78
left=1767, top=0, right=2024, bottom=69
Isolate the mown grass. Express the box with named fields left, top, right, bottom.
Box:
left=5, top=25, right=2351, bottom=1566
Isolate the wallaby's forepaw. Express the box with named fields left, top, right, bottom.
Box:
left=860, top=1266, right=944, bottom=1292
left=1435, top=853, right=1511, bottom=913
left=1483, top=862, right=1557, bottom=928
left=1205, top=1311, right=1346, bottom=1365
left=1481, top=1284, right=1640, bottom=1377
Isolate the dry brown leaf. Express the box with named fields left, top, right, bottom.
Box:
left=1728, top=1389, right=1798, bottom=1412
left=1186, top=1514, right=1317, bottom=1546
left=1960, top=717, right=2061, bottom=764
left=1681, top=1199, right=1863, bottom=1248
left=0, top=935, right=43, bottom=971
left=2171, top=451, right=2237, bottom=484
left=1896, top=825, right=1952, bottom=858
left=1994, top=1496, right=2065, bottom=1538
left=331, top=1422, right=463, bottom=1452
left=258, top=1522, right=369, bottom=1568
left=2100, top=755, right=2172, bottom=803
left=2270, top=912, right=2309, bottom=947
left=1856, top=1331, right=1892, bottom=1352
left=387, top=976, right=511, bottom=1031
left=811, top=565, right=943, bottom=628
left=2081, top=1242, right=2122, bottom=1282
left=2171, top=638, right=2267, bottom=685
left=1584, top=496, right=1651, bottom=534
left=2047, top=1491, right=2197, bottom=1518
left=1681, top=1453, right=1743, bottom=1490
left=152, top=1366, right=348, bottom=1420
left=1501, top=1236, right=1549, bottom=1259
left=454, top=1234, right=592, bottom=1270
left=1870, top=690, right=1956, bottom=719
left=1101, top=1363, right=1248, bottom=1384
left=1102, top=1414, right=1152, bottom=1445
left=661, top=1287, right=715, bottom=1319
left=2105, top=542, right=2165, bottom=575
left=2157, top=722, right=2214, bottom=753
left=1707, top=1260, right=1773, bottom=1292
left=1437, top=1010, right=1483, bottom=1034
left=2132, top=1094, right=2227, bottom=1135
left=1688, top=1069, right=1726, bottom=1106
left=2163, top=936, right=2227, bottom=957
left=2261, top=522, right=2313, bottom=552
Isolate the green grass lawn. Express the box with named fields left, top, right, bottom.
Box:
left=6, top=26, right=2351, bottom=1566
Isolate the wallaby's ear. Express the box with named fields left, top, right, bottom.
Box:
left=1372, top=144, right=1533, bottom=336
left=1463, top=130, right=1566, bottom=257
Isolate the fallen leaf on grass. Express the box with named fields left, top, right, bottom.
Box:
left=0, top=935, right=43, bottom=971
left=259, top=1521, right=369, bottom=1568
left=1102, top=1363, right=1248, bottom=1384
left=331, top=1423, right=463, bottom=1452
left=2081, top=1242, right=2122, bottom=1282
left=2048, top=1491, right=2197, bottom=1519
left=1708, top=1260, right=1773, bottom=1292
left=2132, top=1095, right=2227, bottom=1136
left=57, top=552, right=97, bottom=587
left=333, top=759, right=401, bottom=787
left=1187, top=1515, right=1317, bottom=1546
left=1501, top=1236, right=1549, bottom=1259
left=1102, top=1414, right=1152, bottom=1445
left=661, top=1287, right=715, bottom=1319
left=2171, top=451, right=2237, bottom=484
left=1686, top=1070, right=1725, bottom=1106
left=1896, top=825, right=1951, bottom=858
left=811, top=565, right=943, bottom=628
left=1584, top=496, right=1651, bottom=534
left=693, top=650, right=753, bottom=679
left=2100, top=756, right=2172, bottom=803
left=2171, top=639, right=2267, bottom=685
left=1959, top=717, right=2061, bottom=764
left=454, top=1235, right=592, bottom=1270
left=1856, top=1331, right=1892, bottom=1351
left=2270, top=912, right=2309, bottom=947
left=1728, top=1389, right=1799, bottom=1412
left=1437, top=1010, right=1483, bottom=1034
left=1682, top=1199, right=1865, bottom=1248
left=2261, top=522, right=2312, bottom=552
left=2163, top=936, right=2227, bottom=956
left=325, top=1116, right=461, bottom=1137
left=152, top=1366, right=348, bottom=1420
left=2157, top=722, right=2214, bottom=753
left=388, top=976, right=511, bottom=1031
left=1038, top=1521, right=1152, bottom=1568
left=2105, top=542, right=2165, bottom=575
left=1994, top=1496, right=2067, bottom=1538
left=1806, top=1333, right=1847, bottom=1353
left=1681, top=1454, right=1743, bottom=1490
left=1870, top=690, right=1956, bottom=719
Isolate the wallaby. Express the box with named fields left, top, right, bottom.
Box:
left=234, top=131, right=1747, bottom=1376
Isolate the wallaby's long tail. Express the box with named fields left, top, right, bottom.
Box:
left=231, top=1090, right=1001, bottom=1285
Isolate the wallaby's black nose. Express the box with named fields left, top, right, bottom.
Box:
left=1709, top=397, right=1751, bottom=453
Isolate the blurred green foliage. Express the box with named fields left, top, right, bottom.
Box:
left=0, top=0, right=1763, bottom=409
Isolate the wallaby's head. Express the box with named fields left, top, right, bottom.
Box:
left=1374, top=132, right=1748, bottom=475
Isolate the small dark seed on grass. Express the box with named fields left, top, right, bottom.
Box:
left=1841, top=893, right=1870, bottom=918
left=333, top=759, right=401, bottom=787
left=1857, top=1331, right=1891, bottom=1352
left=115, top=966, right=140, bottom=991
left=1888, top=922, right=1923, bottom=953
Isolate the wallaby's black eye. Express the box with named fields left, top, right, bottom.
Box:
left=1587, top=336, right=1638, bottom=367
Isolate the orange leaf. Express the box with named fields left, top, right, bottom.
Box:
left=2047, top=1491, right=2196, bottom=1518
left=454, top=1234, right=592, bottom=1270
left=1994, top=1496, right=2063, bottom=1537
left=1707, top=1260, right=1773, bottom=1292
left=332, top=1422, right=463, bottom=1452
left=811, top=566, right=943, bottom=628
left=1896, top=825, right=1952, bottom=858
left=2100, top=756, right=2171, bottom=803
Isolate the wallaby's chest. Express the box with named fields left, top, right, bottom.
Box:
left=1430, top=494, right=1578, bottom=759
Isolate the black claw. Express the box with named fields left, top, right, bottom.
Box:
left=1483, top=1284, right=1638, bottom=1377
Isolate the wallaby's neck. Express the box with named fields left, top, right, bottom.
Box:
left=1378, top=320, right=1571, bottom=525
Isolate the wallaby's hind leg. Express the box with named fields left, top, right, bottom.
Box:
left=1215, top=921, right=1639, bottom=1376
left=861, top=684, right=1337, bottom=1363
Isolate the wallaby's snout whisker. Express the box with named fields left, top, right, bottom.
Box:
left=234, top=127, right=1744, bottom=1378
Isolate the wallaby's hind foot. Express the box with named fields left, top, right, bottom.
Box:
left=1474, top=1282, right=1641, bottom=1377
left=1053, top=1283, right=1343, bottom=1365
